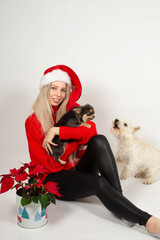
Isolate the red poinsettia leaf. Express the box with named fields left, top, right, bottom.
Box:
left=27, top=162, right=38, bottom=173
left=15, top=184, right=21, bottom=190
left=28, top=161, right=36, bottom=167
left=18, top=164, right=29, bottom=174
left=34, top=178, right=41, bottom=184
left=28, top=168, right=36, bottom=175
left=21, top=162, right=30, bottom=168
left=0, top=175, right=11, bottom=184
left=10, top=168, right=18, bottom=176
left=0, top=173, right=11, bottom=178
left=29, top=164, right=46, bottom=176
left=15, top=173, right=28, bottom=182
left=24, top=185, right=32, bottom=190
left=34, top=173, right=44, bottom=185
left=0, top=177, right=14, bottom=194
left=44, top=182, right=62, bottom=196
left=34, top=183, right=42, bottom=188
left=27, top=162, right=37, bottom=172
left=37, top=173, right=44, bottom=180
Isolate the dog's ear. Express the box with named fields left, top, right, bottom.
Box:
left=133, top=126, right=141, bottom=132
left=73, top=107, right=82, bottom=114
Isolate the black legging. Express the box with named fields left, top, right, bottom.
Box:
left=44, top=134, right=151, bottom=226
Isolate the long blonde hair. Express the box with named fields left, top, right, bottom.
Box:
left=32, top=82, right=71, bottom=135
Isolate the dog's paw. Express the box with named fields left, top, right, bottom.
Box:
left=58, top=158, right=66, bottom=165
left=80, top=123, right=91, bottom=128
left=143, top=178, right=155, bottom=185
left=84, top=123, right=91, bottom=128
left=135, top=172, right=145, bottom=178
left=120, top=168, right=130, bottom=180
left=120, top=173, right=128, bottom=180
left=85, top=124, right=91, bottom=128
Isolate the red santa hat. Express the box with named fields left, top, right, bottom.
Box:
left=40, top=65, right=82, bottom=111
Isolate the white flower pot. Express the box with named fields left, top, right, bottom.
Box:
left=16, top=189, right=48, bottom=229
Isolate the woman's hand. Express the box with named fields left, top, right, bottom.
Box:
left=42, top=127, right=60, bottom=154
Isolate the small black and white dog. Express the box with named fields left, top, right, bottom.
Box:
left=49, top=104, right=95, bottom=164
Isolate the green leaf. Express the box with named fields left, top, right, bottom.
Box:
left=39, top=194, right=50, bottom=209
left=21, top=197, right=32, bottom=206
left=28, top=177, right=38, bottom=184
left=31, top=196, right=39, bottom=203
left=46, top=193, right=56, bottom=204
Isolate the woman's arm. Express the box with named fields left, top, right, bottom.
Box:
left=25, top=115, right=82, bottom=170
left=43, top=121, right=97, bottom=147
left=59, top=121, right=97, bottom=145
left=42, top=127, right=59, bottom=154
left=25, top=116, right=63, bottom=172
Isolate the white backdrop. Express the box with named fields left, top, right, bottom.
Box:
left=1, top=0, right=160, bottom=171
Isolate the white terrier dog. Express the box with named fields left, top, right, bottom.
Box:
left=111, top=119, right=160, bottom=184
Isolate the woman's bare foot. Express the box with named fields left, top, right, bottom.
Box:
left=146, top=216, right=160, bottom=234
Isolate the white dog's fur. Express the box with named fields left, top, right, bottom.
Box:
left=111, top=119, right=160, bottom=184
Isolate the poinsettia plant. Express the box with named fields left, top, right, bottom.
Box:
left=0, top=162, right=61, bottom=210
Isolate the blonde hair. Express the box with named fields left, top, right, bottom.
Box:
left=32, top=82, right=71, bottom=135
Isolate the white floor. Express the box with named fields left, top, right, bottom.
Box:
left=0, top=175, right=160, bottom=240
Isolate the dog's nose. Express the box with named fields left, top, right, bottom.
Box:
left=115, top=119, right=119, bottom=123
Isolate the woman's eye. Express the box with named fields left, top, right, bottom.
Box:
left=124, top=123, right=128, bottom=127
left=62, top=89, right=66, bottom=92
left=51, top=87, right=56, bottom=90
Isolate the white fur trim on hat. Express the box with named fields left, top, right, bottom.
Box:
left=40, top=69, right=71, bottom=89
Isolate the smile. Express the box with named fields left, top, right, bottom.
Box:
left=52, top=98, right=61, bottom=102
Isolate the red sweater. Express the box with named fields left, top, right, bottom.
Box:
left=25, top=108, right=97, bottom=178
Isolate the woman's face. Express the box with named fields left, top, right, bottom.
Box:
left=49, top=81, right=67, bottom=106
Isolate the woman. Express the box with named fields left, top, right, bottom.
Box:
left=25, top=65, right=160, bottom=238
